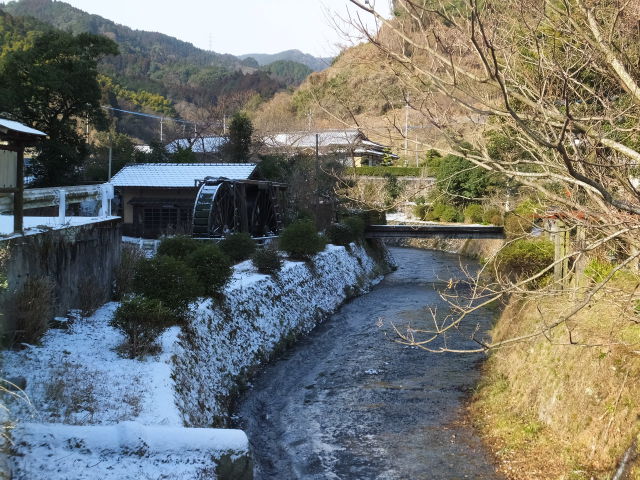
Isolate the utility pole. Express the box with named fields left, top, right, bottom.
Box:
left=160, top=117, right=164, bottom=143
left=315, top=133, right=320, bottom=223
left=108, top=145, right=112, bottom=181
left=404, top=101, right=409, bottom=155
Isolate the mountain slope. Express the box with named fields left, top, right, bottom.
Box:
left=0, top=0, right=293, bottom=111
left=239, top=49, right=332, bottom=72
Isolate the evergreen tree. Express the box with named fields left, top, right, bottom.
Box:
left=0, top=20, right=118, bottom=186
left=226, top=112, right=253, bottom=162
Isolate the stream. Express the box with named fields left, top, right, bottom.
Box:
left=234, top=247, right=503, bottom=479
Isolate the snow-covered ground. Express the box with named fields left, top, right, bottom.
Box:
left=3, top=241, right=386, bottom=479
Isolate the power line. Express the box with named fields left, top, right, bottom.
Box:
left=101, top=105, right=196, bottom=126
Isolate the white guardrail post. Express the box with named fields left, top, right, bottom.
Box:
left=100, top=183, right=114, bottom=217
left=57, top=189, right=66, bottom=224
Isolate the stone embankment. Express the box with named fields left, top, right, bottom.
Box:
left=173, top=242, right=392, bottom=427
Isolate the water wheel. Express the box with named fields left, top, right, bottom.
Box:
left=192, top=180, right=238, bottom=237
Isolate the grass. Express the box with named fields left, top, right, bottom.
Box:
left=470, top=291, right=640, bottom=479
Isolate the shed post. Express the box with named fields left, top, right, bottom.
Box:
left=13, top=146, right=24, bottom=234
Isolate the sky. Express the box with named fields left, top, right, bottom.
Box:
left=39, top=0, right=392, bottom=58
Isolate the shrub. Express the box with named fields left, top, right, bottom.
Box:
left=493, top=239, right=554, bottom=287
left=344, top=209, right=385, bottom=226
left=326, top=223, right=354, bottom=246
left=439, top=204, right=461, bottom=223
left=133, top=255, right=201, bottom=317
left=113, top=243, right=145, bottom=300
left=252, top=247, right=283, bottom=275
left=425, top=202, right=445, bottom=221
left=111, top=296, right=174, bottom=358
left=584, top=259, right=614, bottom=283
left=157, top=235, right=201, bottom=260
left=218, top=232, right=256, bottom=263
left=582, top=258, right=639, bottom=287
left=8, top=276, right=55, bottom=345
left=482, top=207, right=503, bottom=225
left=412, top=204, right=429, bottom=220
left=279, top=220, right=326, bottom=260
left=463, top=204, right=484, bottom=223
left=504, top=212, right=535, bottom=237
left=504, top=200, right=541, bottom=237
left=343, top=216, right=366, bottom=240
left=352, top=166, right=422, bottom=177
left=427, top=202, right=461, bottom=222
left=186, top=244, right=233, bottom=296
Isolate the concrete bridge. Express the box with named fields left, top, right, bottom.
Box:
left=365, top=224, right=505, bottom=239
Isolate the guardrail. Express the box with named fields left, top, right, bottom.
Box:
left=0, top=184, right=114, bottom=221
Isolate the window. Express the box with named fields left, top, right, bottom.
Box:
left=143, top=207, right=178, bottom=231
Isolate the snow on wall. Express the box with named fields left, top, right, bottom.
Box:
left=11, top=422, right=251, bottom=480
left=174, top=243, right=385, bottom=427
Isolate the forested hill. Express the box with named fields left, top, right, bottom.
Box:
left=239, top=49, right=333, bottom=72
left=0, top=0, right=239, bottom=73
left=0, top=0, right=313, bottom=114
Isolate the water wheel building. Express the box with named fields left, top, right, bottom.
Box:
left=110, top=163, right=259, bottom=238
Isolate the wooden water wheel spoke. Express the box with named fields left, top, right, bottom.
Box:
left=192, top=179, right=287, bottom=238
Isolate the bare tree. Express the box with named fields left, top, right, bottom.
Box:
left=345, top=0, right=640, bottom=351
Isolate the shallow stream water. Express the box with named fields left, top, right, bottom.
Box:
left=234, top=247, right=503, bottom=480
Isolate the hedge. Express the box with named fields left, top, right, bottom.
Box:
left=351, top=166, right=423, bottom=177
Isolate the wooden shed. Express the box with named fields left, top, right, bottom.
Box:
left=0, top=119, right=46, bottom=234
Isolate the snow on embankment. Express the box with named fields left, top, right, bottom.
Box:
left=3, top=241, right=388, bottom=479
left=174, top=243, right=387, bottom=427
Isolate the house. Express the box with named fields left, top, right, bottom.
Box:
left=109, top=163, right=257, bottom=238
left=262, top=129, right=397, bottom=166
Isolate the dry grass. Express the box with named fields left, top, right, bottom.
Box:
left=7, top=277, right=55, bottom=345
left=113, top=243, right=145, bottom=300
left=471, top=289, right=640, bottom=479
left=43, top=361, right=141, bottom=424
left=77, top=275, right=104, bottom=319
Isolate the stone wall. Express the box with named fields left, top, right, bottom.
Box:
left=173, top=243, right=392, bottom=427
left=2, top=219, right=121, bottom=336
left=384, top=237, right=504, bottom=260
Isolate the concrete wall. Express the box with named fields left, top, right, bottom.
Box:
left=2, top=219, right=121, bottom=329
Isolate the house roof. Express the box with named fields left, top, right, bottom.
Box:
left=0, top=118, right=46, bottom=140
left=263, top=129, right=391, bottom=156
left=165, top=136, right=228, bottom=154
left=264, top=130, right=366, bottom=149
left=109, top=163, right=257, bottom=188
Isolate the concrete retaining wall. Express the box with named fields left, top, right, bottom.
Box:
left=2, top=218, right=121, bottom=337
